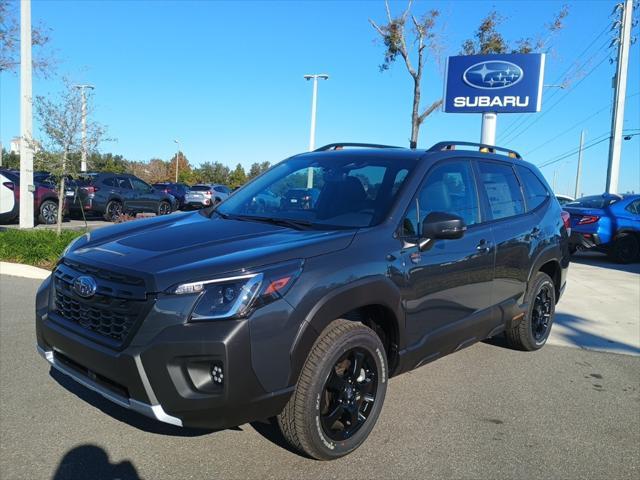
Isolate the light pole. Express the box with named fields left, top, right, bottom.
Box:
left=74, top=84, right=95, bottom=172
left=19, top=0, right=34, bottom=229
left=173, top=139, right=180, bottom=183
left=303, top=74, right=329, bottom=188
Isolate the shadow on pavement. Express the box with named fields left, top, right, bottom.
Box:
left=250, top=418, right=309, bottom=458
left=52, top=444, right=140, bottom=480
left=570, top=251, right=640, bottom=275
left=50, top=369, right=224, bottom=437
left=553, top=312, right=640, bottom=355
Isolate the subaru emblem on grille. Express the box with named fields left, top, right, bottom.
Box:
left=73, top=276, right=97, bottom=298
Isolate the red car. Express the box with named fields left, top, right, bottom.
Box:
left=0, top=169, right=70, bottom=224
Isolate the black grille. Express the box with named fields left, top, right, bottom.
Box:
left=51, top=263, right=150, bottom=348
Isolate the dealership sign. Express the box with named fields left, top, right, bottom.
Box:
left=444, top=54, right=545, bottom=113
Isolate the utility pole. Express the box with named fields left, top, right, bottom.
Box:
left=303, top=74, right=329, bottom=188
left=606, top=0, right=634, bottom=193
left=173, top=139, right=180, bottom=183
left=574, top=130, right=585, bottom=199
left=19, top=0, right=34, bottom=229
left=74, top=84, right=95, bottom=173
left=552, top=170, right=558, bottom=193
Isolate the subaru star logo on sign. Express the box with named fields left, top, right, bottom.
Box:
left=73, top=276, right=98, bottom=298
left=444, top=53, right=545, bottom=113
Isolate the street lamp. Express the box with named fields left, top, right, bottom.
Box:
left=303, top=74, right=329, bottom=188
left=173, top=139, right=180, bottom=183
left=74, top=84, right=95, bottom=173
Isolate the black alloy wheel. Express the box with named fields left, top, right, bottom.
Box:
left=158, top=201, right=171, bottom=215
left=320, top=348, right=378, bottom=442
left=105, top=200, right=123, bottom=221
left=531, top=284, right=553, bottom=342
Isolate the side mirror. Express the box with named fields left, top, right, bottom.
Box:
left=421, top=212, right=466, bottom=240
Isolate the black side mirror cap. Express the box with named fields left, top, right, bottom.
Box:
left=421, top=212, right=467, bottom=240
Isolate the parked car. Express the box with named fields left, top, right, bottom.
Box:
left=152, top=182, right=190, bottom=210
left=556, top=194, right=574, bottom=206
left=36, top=141, right=569, bottom=460
left=0, top=169, right=71, bottom=224
left=248, top=189, right=280, bottom=212
left=184, top=184, right=230, bottom=209
left=565, top=193, right=640, bottom=263
left=69, top=173, right=177, bottom=221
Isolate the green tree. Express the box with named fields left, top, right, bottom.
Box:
left=168, top=152, right=193, bottom=184
left=0, top=149, right=20, bottom=169
left=228, top=163, right=247, bottom=189
left=370, top=1, right=442, bottom=149
left=461, top=7, right=569, bottom=55
left=33, top=82, right=109, bottom=233
left=195, top=161, right=230, bottom=185
left=247, top=162, right=262, bottom=180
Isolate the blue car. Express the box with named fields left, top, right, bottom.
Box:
left=566, top=193, right=640, bottom=263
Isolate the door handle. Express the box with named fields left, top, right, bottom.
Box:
left=476, top=239, right=491, bottom=253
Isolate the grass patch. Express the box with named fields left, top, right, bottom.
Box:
left=0, top=229, right=86, bottom=270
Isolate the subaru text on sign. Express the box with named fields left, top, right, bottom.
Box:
left=444, top=53, right=546, bottom=113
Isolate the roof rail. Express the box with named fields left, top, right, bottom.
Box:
left=427, top=141, right=522, bottom=159
left=314, top=142, right=402, bottom=152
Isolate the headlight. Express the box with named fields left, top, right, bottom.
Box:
left=60, top=233, right=90, bottom=258
left=167, top=260, right=303, bottom=321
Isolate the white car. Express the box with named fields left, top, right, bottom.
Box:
left=184, top=184, right=231, bottom=209
left=0, top=170, right=18, bottom=223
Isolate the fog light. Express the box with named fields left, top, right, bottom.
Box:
left=211, top=365, right=224, bottom=385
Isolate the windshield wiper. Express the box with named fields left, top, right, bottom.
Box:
left=233, top=215, right=314, bottom=230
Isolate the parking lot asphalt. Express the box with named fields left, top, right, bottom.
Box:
left=1, top=258, right=638, bottom=480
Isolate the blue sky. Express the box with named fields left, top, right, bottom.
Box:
left=1, top=0, right=638, bottom=195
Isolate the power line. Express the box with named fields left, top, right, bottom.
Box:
left=498, top=23, right=612, bottom=139
left=537, top=131, right=639, bottom=169
left=501, top=52, right=611, bottom=144
left=523, top=91, right=639, bottom=157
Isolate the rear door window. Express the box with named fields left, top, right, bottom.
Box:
left=102, top=177, right=117, bottom=187
left=117, top=177, right=133, bottom=189
left=516, top=165, right=550, bottom=211
left=477, top=162, right=525, bottom=220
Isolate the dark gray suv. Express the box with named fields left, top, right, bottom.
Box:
left=36, top=142, right=570, bottom=460
left=70, top=173, right=177, bottom=221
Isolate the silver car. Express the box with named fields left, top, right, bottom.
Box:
left=184, top=184, right=231, bottom=209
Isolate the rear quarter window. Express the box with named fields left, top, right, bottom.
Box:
left=516, top=165, right=550, bottom=211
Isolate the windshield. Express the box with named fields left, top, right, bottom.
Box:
left=216, top=154, right=415, bottom=229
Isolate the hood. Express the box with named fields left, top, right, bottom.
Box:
left=67, top=211, right=356, bottom=292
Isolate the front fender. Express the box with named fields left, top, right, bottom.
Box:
left=287, top=276, right=404, bottom=386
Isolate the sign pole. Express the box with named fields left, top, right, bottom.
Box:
left=480, top=112, right=497, bottom=146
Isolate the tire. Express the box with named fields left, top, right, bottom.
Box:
left=506, top=272, right=556, bottom=351
left=38, top=199, right=58, bottom=225
left=103, top=200, right=123, bottom=222
left=158, top=200, right=171, bottom=216
left=277, top=319, right=388, bottom=460
left=608, top=233, right=639, bottom=264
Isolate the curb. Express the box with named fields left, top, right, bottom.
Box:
left=0, top=262, right=51, bottom=280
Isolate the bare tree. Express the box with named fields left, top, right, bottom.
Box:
left=461, top=6, right=569, bottom=55
left=370, top=0, right=443, bottom=149
left=33, top=82, right=109, bottom=233
left=0, top=0, right=56, bottom=76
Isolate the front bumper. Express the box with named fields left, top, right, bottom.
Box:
left=37, top=345, right=182, bottom=426
left=36, top=277, right=293, bottom=429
